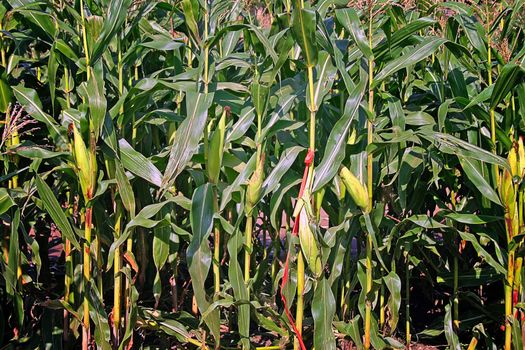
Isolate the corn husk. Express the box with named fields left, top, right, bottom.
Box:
left=73, top=124, right=96, bottom=201
left=339, top=166, right=370, bottom=213
left=518, top=137, right=525, bottom=178
left=298, top=208, right=322, bottom=278
left=245, top=154, right=265, bottom=214
left=207, top=109, right=226, bottom=184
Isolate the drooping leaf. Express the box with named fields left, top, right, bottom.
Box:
left=312, top=79, right=366, bottom=192
left=188, top=183, right=220, bottom=341
left=490, top=63, right=525, bottom=110
left=312, top=278, right=336, bottom=350
left=383, top=271, right=401, bottom=332
left=119, top=138, right=163, bottom=187
left=0, top=188, right=15, bottom=216
left=35, top=175, right=81, bottom=251
left=373, top=38, right=446, bottom=87
left=13, top=85, right=65, bottom=143
left=459, top=157, right=501, bottom=206
left=115, top=160, right=136, bottom=217
left=162, top=92, right=214, bottom=192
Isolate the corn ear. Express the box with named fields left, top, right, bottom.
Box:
left=347, top=127, right=357, bottom=145
left=518, top=137, right=525, bottom=178
left=337, top=176, right=346, bottom=201
left=508, top=144, right=519, bottom=178
left=245, top=154, right=265, bottom=215
left=207, top=108, right=227, bottom=184
left=315, top=188, right=325, bottom=221
left=298, top=208, right=322, bottom=278
left=339, top=166, right=370, bottom=213
left=72, top=124, right=96, bottom=201
left=500, top=169, right=516, bottom=219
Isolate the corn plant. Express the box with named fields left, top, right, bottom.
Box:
left=2, top=0, right=525, bottom=349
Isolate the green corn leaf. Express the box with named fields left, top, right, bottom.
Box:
left=291, top=7, right=318, bottom=67
left=119, top=138, right=163, bottom=187
left=512, top=315, right=523, bottom=350
left=220, top=153, right=257, bottom=211
left=361, top=213, right=387, bottom=270
left=490, top=63, right=525, bottom=110
left=0, top=188, right=15, bottom=216
left=162, top=92, right=214, bottom=192
left=373, top=17, right=436, bottom=59
left=312, top=79, right=366, bottom=192
left=260, top=146, right=303, bottom=199
left=87, top=282, right=112, bottom=350
left=312, top=278, right=336, bottom=350
left=90, top=0, right=133, bottom=64
left=444, top=304, right=461, bottom=350
left=226, top=215, right=250, bottom=348
left=82, top=62, right=107, bottom=141
left=7, top=208, right=23, bottom=327
left=383, top=271, right=401, bottom=332
left=182, top=0, right=201, bottom=44
left=336, top=8, right=373, bottom=59
left=306, top=51, right=337, bottom=111
left=153, top=206, right=171, bottom=306
left=115, top=160, right=136, bottom=217
left=13, top=85, right=65, bottom=144
left=13, top=8, right=56, bottom=39
left=4, top=208, right=18, bottom=298
left=35, top=175, right=81, bottom=251
left=48, top=42, right=58, bottom=114
left=458, top=157, right=501, bottom=206
left=250, top=81, right=270, bottom=119
left=421, top=131, right=510, bottom=171
left=334, top=316, right=363, bottom=349
left=207, top=110, right=227, bottom=184
left=188, top=183, right=220, bottom=341
left=455, top=14, right=487, bottom=59
left=107, top=198, right=186, bottom=269
left=373, top=37, right=446, bottom=87
left=0, top=70, right=13, bottom=113
left=458, top=230, right=505, bottom=275
left=55, top=39, right=80, bottom=62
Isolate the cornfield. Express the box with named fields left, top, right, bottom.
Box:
left=1, top=0, right=525, bottom=348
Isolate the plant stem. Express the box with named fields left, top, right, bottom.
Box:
left=113, top=202, right=123, bottom=342
left=380, top=269, right=385, bottom=329
left=82, top=205, right=93, bottom=350
left=293, top=61, right=316, bottom=350
left=294, top=252, right=305, bottom=350
left=451, top=190, right=459, bottom=330
left=96, top=235, right=103, bottom=295
left=365, top=235, right=373, bottom=349
left=244, top=214, right=253, bottom=287
left=487, top=24, right=499, bottom=187
left=364, top=9, right=374, bottom=349
left=306, top=65, right=316, bottom=181
left=213, top=226, right=220, bottom=298
left=79, top=0, right=90, bottom=80
left=213, top=189, right=221, bottom=301
left=453, top=248, right=459, bottom=328
left=505, top=251, right=514, bottom=350
left=0, top=20, right=6, bottom=67
left=467, top=336, right=478, bottom=350
left=271, top=230, right=279, bottom=282
left=64, top=237, right=72, bottom=342
left=406, top=255, right=411, bottom=348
